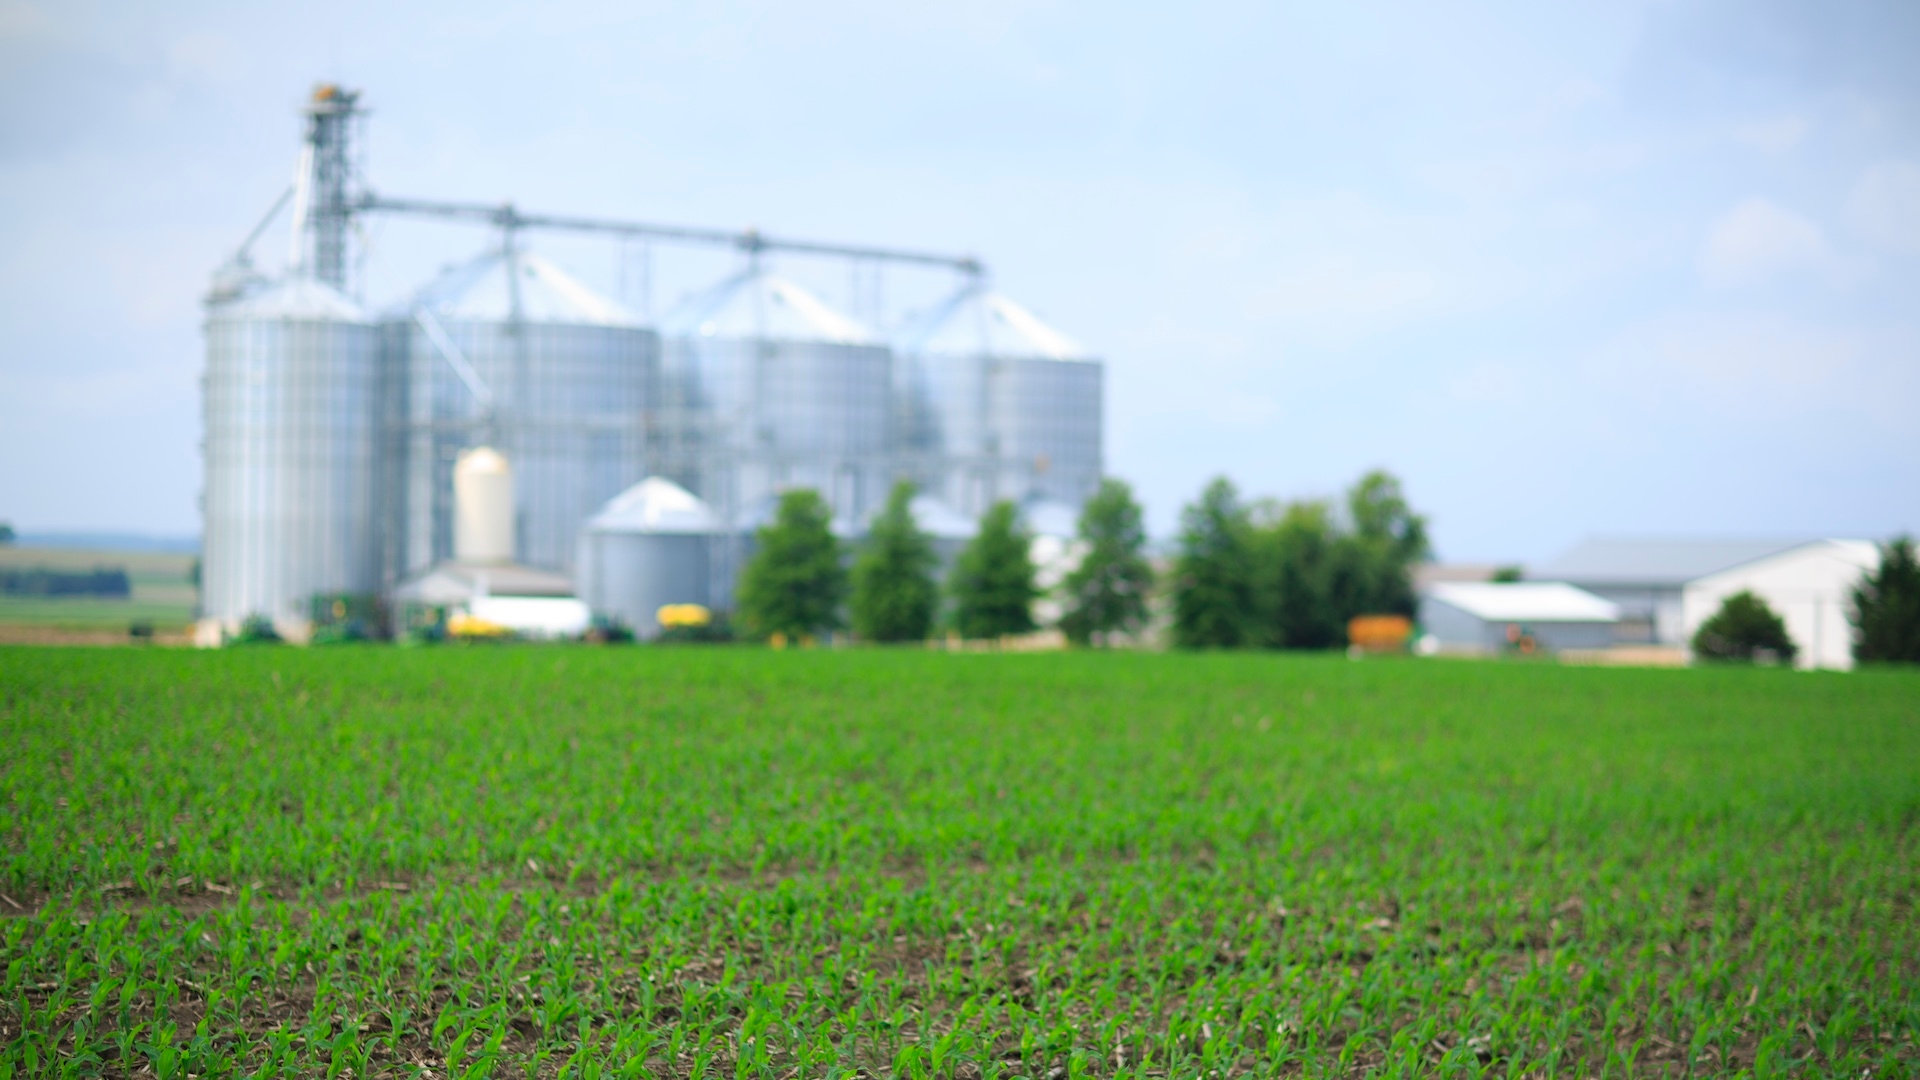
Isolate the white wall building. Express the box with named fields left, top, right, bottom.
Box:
left=1681, top=540, right=1879, bottom=670
left=1419, top=582, right=1620, bottom=655
left=1531, top=538, right=1809, bottom=645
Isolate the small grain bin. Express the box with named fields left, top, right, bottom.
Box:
left=576, top=477, right=723, bottom=638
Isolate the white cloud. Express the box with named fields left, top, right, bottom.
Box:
left=1698, top=198, right=1830, bottom=289
left=1848, top=161, right=1920, bottom=254
left=1732, top=115, right=1809, bottom=154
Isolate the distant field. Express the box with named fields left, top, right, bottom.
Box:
left=2, top=649, right=1916, bottom=1077
left=0, top=546, right=196, bottom=630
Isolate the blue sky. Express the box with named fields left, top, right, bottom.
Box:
left=2, top=0, right=1916, bottom=561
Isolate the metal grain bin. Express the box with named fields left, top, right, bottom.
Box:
left=659, top=268, right=891, bottom=526
left=575, top=477, right=722, bottom=638
left=386, top=245, right=655, bottom=579
left=894, top=284, right=1103, bottom=515
left=201, top=277, right=379, bottom=639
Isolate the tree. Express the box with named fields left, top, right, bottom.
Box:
left=1853, top=535, right=1920, bottom=664
left=1242, top=470, right=1432, bottom=650
left=736, top=489, right=846, bottom=642
left=850, top=481, right=939, bottom=643
left=949, top=500, right=1038, bottom=639
left=1059, top=478, right=1154, bottom=646
left=1692, top=590, right=1798, bottom=663
left=1172, top=477, right=1259, bottom=648
left=0, top=521, right=13, bottom=545
left=1342, top=469, right=1431, bottom=617
left=1252, top=499, right=1343, bottom=649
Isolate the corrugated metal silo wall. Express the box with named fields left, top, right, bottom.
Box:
left=906, top=350, right=987, bottom=512
left=664, top=335, right=893, bottom=523
left=392, top=318, right=655, bottom=578
left=991, top=357, right=1103, bottom=507
left=906, top=353, right=1104, bottom=515
left=202, top=310, right=380, bottom=627
left=579, top=530, right=711, bottom=638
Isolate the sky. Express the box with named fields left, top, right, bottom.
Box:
left=1, top=0, right=1916, bottom=562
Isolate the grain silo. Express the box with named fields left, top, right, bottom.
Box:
left=387, top=243, right=655, bottom=580
left=200, top=277, right=380, bottom=639
left=894, top=283, right=1103, bottom=515
left=576, top=477, right=723, bottom=637
left=659, top=266, right=892, bottom=600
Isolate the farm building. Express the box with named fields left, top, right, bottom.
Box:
left=1681, top=540, right=1879, bottom=670
left=1530, top=537, right=1809, bottom=645
left=575, top=478, right=724, bottom=639
left=1419, top=582, right=1619, bottom=655
left=196, top=85, right=1105, bottom=641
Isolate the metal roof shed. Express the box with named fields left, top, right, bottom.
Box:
left=1420, top=582, right=1620, bottom=655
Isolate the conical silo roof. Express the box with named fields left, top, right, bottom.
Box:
left=407, top=247, right=637, bottom=325
left=860, top=494, right=978, bottom=541
left=661, top=268, right=873, bottom=344
left=895, top=283, right=1089, bottom=360
left=586, top=477, right=721, bottom=535
left=213, top=275, right=368, bottom=321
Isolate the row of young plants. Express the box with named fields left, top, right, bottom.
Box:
left=4, top=648, right=1917, bottom=1076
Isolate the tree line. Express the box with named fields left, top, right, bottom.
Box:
left=732, top=472, right=1920, bottom=663
left=733, top=468, right=1432, bottom=649
left=0, top=566, right=131, bottom=598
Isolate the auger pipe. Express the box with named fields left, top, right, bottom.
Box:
left=356, top=193, right=983, bottom=274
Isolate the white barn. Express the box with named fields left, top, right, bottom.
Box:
left=1531, top=538, right=1809, bottom=645
left=1681, top=540, right=1879, bottom=670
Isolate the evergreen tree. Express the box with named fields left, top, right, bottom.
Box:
left=736, top=489, right=846, bottom=642
left=1853, top=535, right=1920, bottom=664
left=850, top=481, right=939, bottom=643
left=949, top=500, right=1038, bottom=639
left=1059, top=478, right=1154, bottom=646
left=1253, top=499, right=1344, bottom=649
left=1172, top=477, right=1259, bottom=648
left=1692, top=590, right=1798, bottom=663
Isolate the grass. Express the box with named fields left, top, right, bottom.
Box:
left=0, top=548, right=197, bottom=632
left=1, top=646, right=1916, bottom=1078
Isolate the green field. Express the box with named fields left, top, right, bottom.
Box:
left=0, top=547, right=197, bottom=632
left=3, top=648, right=1916, bottom=1077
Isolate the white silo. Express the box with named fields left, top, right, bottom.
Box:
left=388, top=244, right=655, bottom=580
left=576, top=477, right=722, bottom=637
left=453, top=446, right=514, bottom=563
left=660, top=267, right=891, bottom=520
left=659, top=267, right=892, bottom=607
left=894, top=284, right=1103, bottom=516
left=200, top=277, right=380, bottom=639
